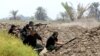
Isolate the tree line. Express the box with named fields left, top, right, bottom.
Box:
left=10, top=2, right=100, bottom=21
left=58, top=2, right=100, bottom=21
left=10, top=7, right=48, bottom=21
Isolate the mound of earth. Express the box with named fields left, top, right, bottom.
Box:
left=43, top=25, right=100, bottom=56
left=36, top=25, right=87, bottom=45
left=0, top=23, right=15, bottom=30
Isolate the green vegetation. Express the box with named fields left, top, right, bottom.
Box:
left=61, top=2, right=89, bottom=21
left=62, top=2, right=74, bottom=21
left=89, top=2, right=100, bottom=19
left=0, top=30, right=38, bottom=56
left=10, top=10, right=19, bottom=20
left=35, top=6, right=48, bottom=21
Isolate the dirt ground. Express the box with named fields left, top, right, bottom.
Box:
left=42, top=26, right=100, bottom=56
left=41, top=23, right=100, bottom=56
left=1, top=19, right=100, bottom=56
left=37, top=19, right=100, bottom=56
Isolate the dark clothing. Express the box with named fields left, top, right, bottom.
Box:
left=8, top=28, right=15, bottom=34
left=29, top=21, right=35, bottom=31
left=8, top=25, right=16, bottom=34
left=29, top=25, right=34, bottom=31
left=21, top=23, right=42, bottom=48
left=21, top=28, right=28, bottom=40
left=46, top=36, right=58, bottom=51
left=23, top=33, right=42, bottom=48
left=21, top=24, right=31, bottom=40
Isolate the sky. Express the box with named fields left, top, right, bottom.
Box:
left=0, top=0, right=100, bottom=19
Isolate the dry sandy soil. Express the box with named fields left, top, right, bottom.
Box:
left=1, top=19, right=100, bottom=56
left=37, top=19, right=100, bottom=56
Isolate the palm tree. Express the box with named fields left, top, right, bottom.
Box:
left=11, top=10, right=18, bottom=20
left=77, top=4, right=88, bottom=19
left=62, top=2, right=90, bottom=21
left=60, top=12, right=67, bottom=21
left=88, top=2, right=100, bottom=19
left=61, top=2, right=74, bottom=21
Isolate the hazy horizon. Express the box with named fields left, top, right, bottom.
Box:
left=0, top=0, right=100, bottom=19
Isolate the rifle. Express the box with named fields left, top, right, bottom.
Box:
left=34, top=23, right=47, bottom=27
left=55, top=37, right=77, bottom=51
